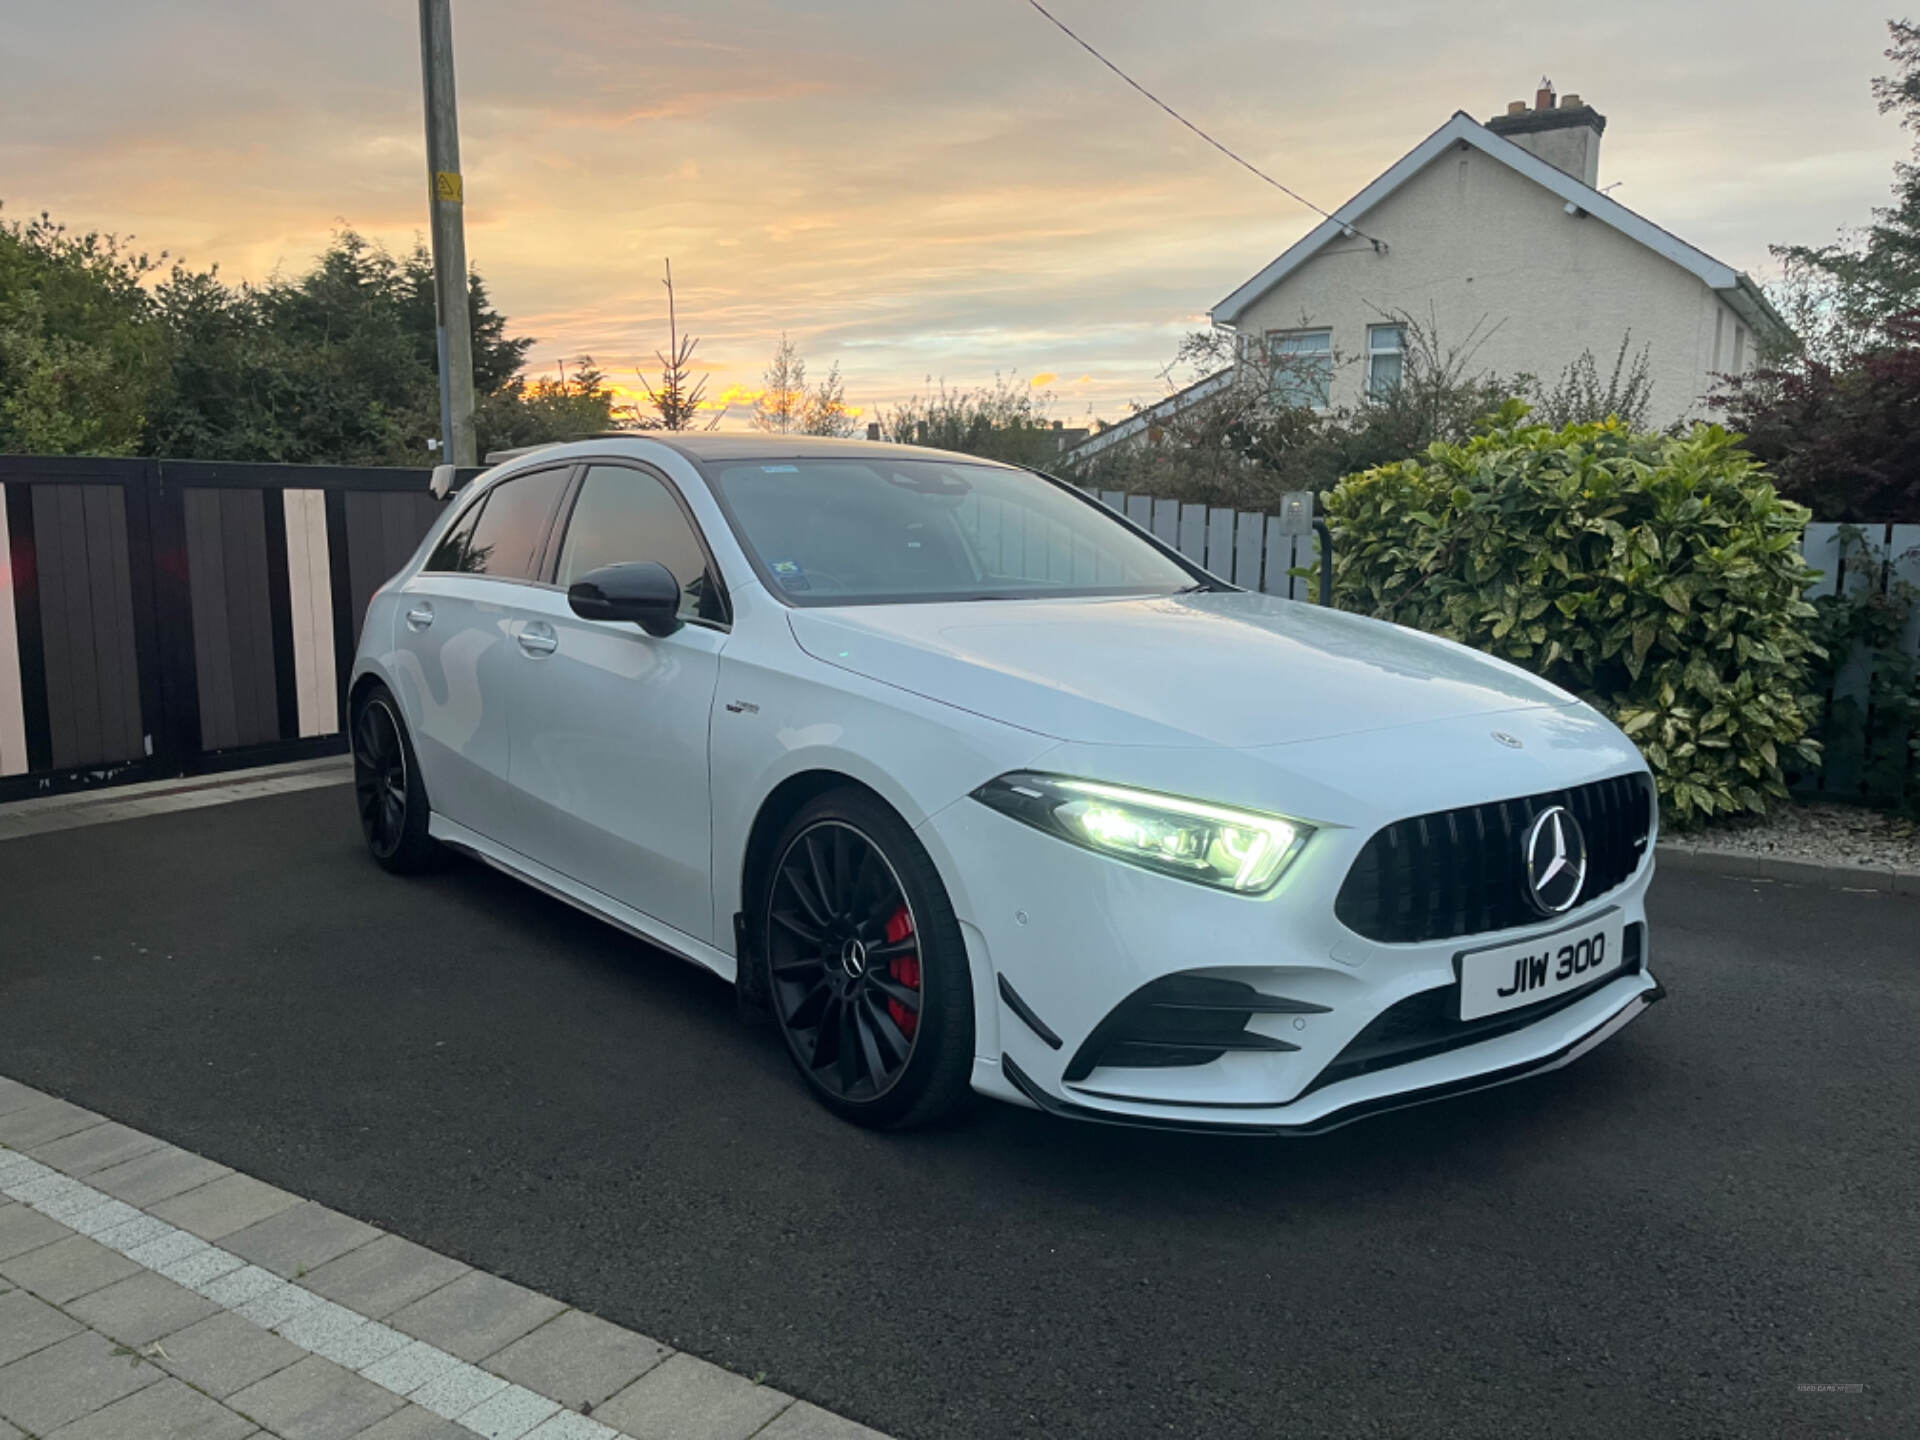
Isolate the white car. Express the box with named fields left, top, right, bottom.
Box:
left=350, top=434, right=1662, bottom=1132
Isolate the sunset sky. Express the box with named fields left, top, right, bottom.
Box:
left=2, top=1, right=1906, bottom=429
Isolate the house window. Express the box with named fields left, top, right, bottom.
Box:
left=1270, top=329, right=1333, bottom=409
left=1367, top=324, right=1406, bottom=399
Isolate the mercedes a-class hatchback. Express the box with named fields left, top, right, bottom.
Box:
left=350, top=434, right=1662, bottom=1131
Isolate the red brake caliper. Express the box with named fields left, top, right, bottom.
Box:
left=884, top=905, right=919, bottom=1036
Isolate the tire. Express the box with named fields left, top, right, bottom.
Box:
left=350, top=684, right=439, bottom=875
left=760, top=788, right=975, bottom=1129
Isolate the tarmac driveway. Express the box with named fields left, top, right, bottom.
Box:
left=0, top=785, right=1913, bottom=1439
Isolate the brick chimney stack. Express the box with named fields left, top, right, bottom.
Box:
left=1487, top=81, right=1607, bottom=188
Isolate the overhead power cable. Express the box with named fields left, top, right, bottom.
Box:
left=1019, top=0, right=1386, bottom=252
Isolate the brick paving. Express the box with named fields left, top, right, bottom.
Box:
left=0, top=1077, right=888, bottom=1440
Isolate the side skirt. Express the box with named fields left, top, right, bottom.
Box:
left=428, top=813, right=738, bottom=983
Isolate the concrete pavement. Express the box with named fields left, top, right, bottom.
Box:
left=1, top=1076, right=886, bottom=1440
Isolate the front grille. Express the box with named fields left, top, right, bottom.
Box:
left=1063, top=974, right=1329, bottom=1082
left=1305, top=922, right=1644, bottom=1095
left=1334, top=773, right=1653, bottom=944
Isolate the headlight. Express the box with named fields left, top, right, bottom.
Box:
left=971, top=773, right=1313, bottom=894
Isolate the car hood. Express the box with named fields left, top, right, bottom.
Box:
left=787, top=590, right=1580, bottom=749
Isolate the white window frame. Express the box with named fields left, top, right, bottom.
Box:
left=1268, top=328, right=1333, bottom=410
left=1366, top=324, right=1406, bottom=400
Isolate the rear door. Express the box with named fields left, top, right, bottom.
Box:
left=389, top=464, right=574, bottom=841
left=504, top=460, right=729, bottom=941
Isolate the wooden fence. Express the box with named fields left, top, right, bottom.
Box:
left=0, top=457, right=473, bottom=802
left=0, top=459, right=1913, bottom=806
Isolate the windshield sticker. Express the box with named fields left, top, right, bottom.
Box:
left=770, top=558, right=811, bottom=591
left=761, top=464, right=799, bottom=473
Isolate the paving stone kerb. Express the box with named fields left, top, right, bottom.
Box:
left=0, top=1077, right=893, bottom=1440
left=1654, top=839, right=1920, bottom=894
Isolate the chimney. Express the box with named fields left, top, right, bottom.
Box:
left=1486, top=81, right=1606, bottom=189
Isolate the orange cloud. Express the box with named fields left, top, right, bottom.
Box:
left=1030, top=372, right=1057, bottom=387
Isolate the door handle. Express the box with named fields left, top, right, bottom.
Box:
left=405, top=604, right=434, bottom=631
left=517, top=624, right=558, bottom=657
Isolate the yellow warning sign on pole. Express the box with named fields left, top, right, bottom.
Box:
left=434, top=171, right=463, bottom=204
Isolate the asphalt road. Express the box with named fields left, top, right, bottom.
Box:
left=1, top=786, right=1913, bottom=1439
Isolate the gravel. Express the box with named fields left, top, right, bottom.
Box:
left=1682, top=801, right=1920, bottom=872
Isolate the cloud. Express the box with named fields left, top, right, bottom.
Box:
left=0, top=0, right=1900, bottom=426
left=1029, top=372, right=1058, bottom=388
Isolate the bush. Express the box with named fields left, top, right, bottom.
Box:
left=1324, top=409, right=1824, bottom=824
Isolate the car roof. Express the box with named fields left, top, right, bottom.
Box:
left=485, top=432, right=1017, bottom=470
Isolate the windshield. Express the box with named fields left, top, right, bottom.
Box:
left=705, top=457, right=1200, bottom=604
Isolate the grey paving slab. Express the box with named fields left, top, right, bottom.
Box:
left=0, top=1413, right=18, bottom=1440
left=91, top=1212, right=174, bottom=1256
left=149, top=1173, right=301, bottom=1241
left=68, top=1198, right=144, bottom=1240
left=410, top=1358, right=508, bottom=1419
left=0, top=1331, right=161, bottom=1435
left=0, top=1201, right=70, bottom=1261
left=300, top=1234, right=469, bottom=1319
left=592, top=1354, right=792, bottom=1440
left=300, top=1314, right=411, bottom=1372
left=388, top=1270, right=565, bottom=1363
left=485, top=1309, right=670, bottom=1410
left=346, top=1403, right=476, bottom=1440
left=0, top=1099, right=103, bottom=1150
left=755, top=1401, right=891, bottom=1440
left=66, top=1269, right=221, bottom=1347
left=224, top=1201, right=380, bottom=1280
left=459, top=1383, right=561, bottom=1440
left=87, top=1147, right=233, bottom=1208
left=0, top=1234, right=141, bottom=1304
left=228, top=1354, right=402, bottom=1440
left=0, top=1079, right=50, bottom=1117
left=43, top=1375, right=256, bottom=1440
left=524, top=1415, right=621, bottom=1440
left=198, top=1264, right=284, bottom=1309
left=27, top=1122, right=167, bottom=1178
left=361, top=1338, right=463, bottom=1396
left=156, top=1310, right=305, bottom=1399
left=0, top=1288, right=83, bottom=1365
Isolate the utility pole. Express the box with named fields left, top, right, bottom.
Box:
left=418, top=0, right=477, bottom=466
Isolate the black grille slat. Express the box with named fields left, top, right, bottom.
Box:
left=1334, top=774, right=1654, bottom=944
left=1063, top=974, right=1324, bottom=1081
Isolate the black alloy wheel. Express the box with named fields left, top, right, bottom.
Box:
left=768, top=820, right=923, bottom=1101
left=762, top=791, right=974, bottom=1127
left=350, top=686, right=438, bottom=873
left=354, top=699, right=408, bottom=859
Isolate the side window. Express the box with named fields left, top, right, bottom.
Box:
left=556, top=465, right=722, bottom=623
left=425, top=494, right=489, bottom=574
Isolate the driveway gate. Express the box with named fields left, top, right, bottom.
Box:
left=0, top=457, right=473, bottom=803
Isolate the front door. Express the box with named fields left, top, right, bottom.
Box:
left=506, top=462, right=728, bottom=942
left=389, top=464, right=573, bottom=841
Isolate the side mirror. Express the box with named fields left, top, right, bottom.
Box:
left=567, top=562, right=683, bottom=637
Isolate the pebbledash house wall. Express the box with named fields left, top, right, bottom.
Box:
left=1227, top=142, right=1759, bottom=424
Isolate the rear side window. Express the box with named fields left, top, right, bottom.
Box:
left=556, top=465, right=724, bottom=622
left=425, top=468, right=569, bottom=579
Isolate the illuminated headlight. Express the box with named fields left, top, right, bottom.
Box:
left=971, top=773, right=1313, bottom=893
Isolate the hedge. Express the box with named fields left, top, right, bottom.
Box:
left=1323, top=408, right=1824, bottom=824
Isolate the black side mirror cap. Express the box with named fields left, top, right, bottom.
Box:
left=567, top=561, right=683, bottom=637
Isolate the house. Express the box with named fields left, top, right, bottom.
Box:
left=1068, top=84, right=1789, bottom=464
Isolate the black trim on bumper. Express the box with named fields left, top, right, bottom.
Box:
left=997, top=975, right=1063, bottom=1050
left=1001, top=981, right=1666, bottom=1137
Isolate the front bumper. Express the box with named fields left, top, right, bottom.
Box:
left=918, top=745, right=1660, bottom=1135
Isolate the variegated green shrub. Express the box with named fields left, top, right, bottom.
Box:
left=1323, top=407, right=1824, bottom=824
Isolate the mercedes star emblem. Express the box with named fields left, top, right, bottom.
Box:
left=1523, top=806, right=1588, bottom=916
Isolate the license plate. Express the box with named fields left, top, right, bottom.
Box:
left=1457, top=910, right=1624, bottom=1021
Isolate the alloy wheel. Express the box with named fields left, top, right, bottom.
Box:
left=352, top=699, right=409, bottom=860
left=767, top=820, right=923, bottom=1102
